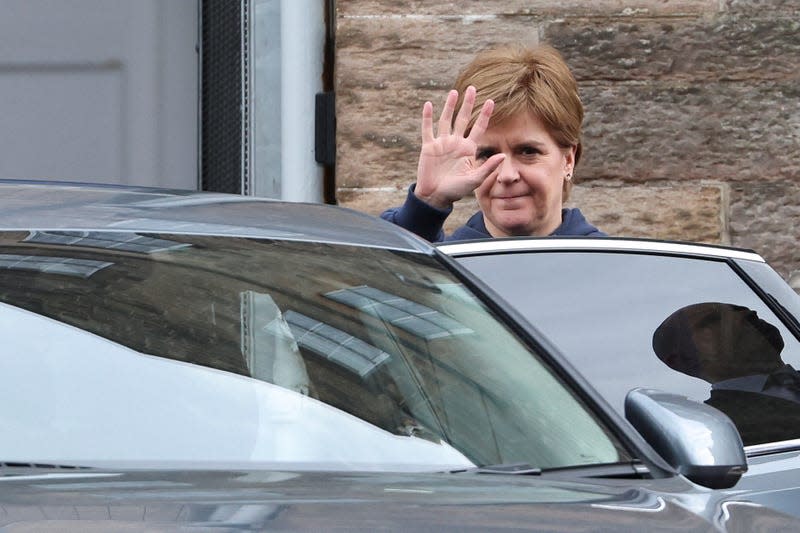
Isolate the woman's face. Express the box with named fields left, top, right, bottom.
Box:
left=473, top=111, right=575, bottom=237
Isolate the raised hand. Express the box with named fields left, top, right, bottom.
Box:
left=414, top=86, right=505, bottom=210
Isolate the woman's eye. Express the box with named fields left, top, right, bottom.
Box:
left=476, top=150, right=494, bottom=160
left=519, top=146, right=541, bottom=156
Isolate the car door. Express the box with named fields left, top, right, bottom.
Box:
left=441, top=239, right=800, bottom=517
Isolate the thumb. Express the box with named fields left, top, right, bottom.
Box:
left=469, top=153, right=505, bottom=187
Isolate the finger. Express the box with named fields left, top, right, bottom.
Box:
left=469, top=153, right=505, bottom=189
left=453, top=86, right=476, bottom=137
left=467, top=98, right=495, bottom=141
left=437, top=90, right=458, bottom=137
left=421, top=101, right=434, bottom=144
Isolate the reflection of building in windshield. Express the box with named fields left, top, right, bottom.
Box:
left=24, top=230, right=192, bottom=254
left=284, top=310, right=390, bottom=379
left=0, top=254, right=111, bottom=278
left=0, top=232, right=191, bottom=280
left=240, top=291, right=310, bottom=395
left=652, top=302, right=800, bottom=445
left=325, top=286, right=472, bottom=340
left=0, top=231, right=630, bottom=470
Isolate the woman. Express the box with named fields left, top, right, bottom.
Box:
left=381, top=44, right=605, bottom=241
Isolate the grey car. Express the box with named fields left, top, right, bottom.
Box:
left=0, top=180, right=796, bottom=531
left=440, top=237, right=800, bottom=521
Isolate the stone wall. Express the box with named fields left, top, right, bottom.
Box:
left=334, top=0, right=800, bottom=282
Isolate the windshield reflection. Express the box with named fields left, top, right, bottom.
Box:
left=0, top=232, right=628, bottom=470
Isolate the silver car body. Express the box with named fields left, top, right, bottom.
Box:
left=0, top=180, right=797, bottom=530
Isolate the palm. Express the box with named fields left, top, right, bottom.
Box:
left=419, top=136, right=479, bottom=195
left=413, top=87, right=504, bottom=209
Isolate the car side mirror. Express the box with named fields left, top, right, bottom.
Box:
left=625, top=388, right=747, bottom=489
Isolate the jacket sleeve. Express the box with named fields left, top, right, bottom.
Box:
left=379, top=184, right=451, bottom=242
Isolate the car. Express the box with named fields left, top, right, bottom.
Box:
left=439, top=236, right=800, bottom=520
left=0, top=180, right=797, bottom=531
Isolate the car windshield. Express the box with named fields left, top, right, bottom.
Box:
left=0, top=230, right=629, bottom=471
left=456, top=250, right=800, bottom=447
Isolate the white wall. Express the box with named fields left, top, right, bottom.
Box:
left=0, top=0, right=198, bottom=189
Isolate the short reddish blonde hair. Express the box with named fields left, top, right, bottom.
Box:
left=453, top=44, right=584, bottom=200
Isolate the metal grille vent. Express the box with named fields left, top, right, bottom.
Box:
left=201, top=0, right=244, bottom=194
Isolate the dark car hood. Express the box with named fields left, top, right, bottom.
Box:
left=0, top=468, right=795, bottom=531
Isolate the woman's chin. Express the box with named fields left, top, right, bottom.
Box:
left=487, top=209, right=560, bottom=237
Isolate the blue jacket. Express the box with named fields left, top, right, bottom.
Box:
left=380, top=185, right=606, bottom=242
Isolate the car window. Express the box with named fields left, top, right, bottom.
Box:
left=457, top=251, right=800, bottom=447
left=0, top=231, right=629, bottom=471
left=736, top=259, right=800, bottom=326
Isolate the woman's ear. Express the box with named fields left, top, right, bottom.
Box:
left=564, top=145, right=577, bottom=175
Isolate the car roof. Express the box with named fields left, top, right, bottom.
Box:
left=0, top=180, right=431, bottom=252
left=437, top=237, right=765, bottom=263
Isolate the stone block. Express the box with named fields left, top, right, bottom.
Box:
left=544, top=15, right=800, bottom=82
left=337, top=5, right=800, bottom=89
left=335, top=16, right=541, bottom=92
left=568, top=182, right=725, bottom=243
left=336, top=187, right=409, bottom=217
left=729, top=181, right=800, bottom=279
left=336, top=87, right=424, bottom=189
left=579, top=81, right=800, bottom=182
left=723, top=0, right=800, bottom=13
left=339, top=0, right=719, bottom=17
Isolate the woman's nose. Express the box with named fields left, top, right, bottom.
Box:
left=496, top=157, right=520, bottom=183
